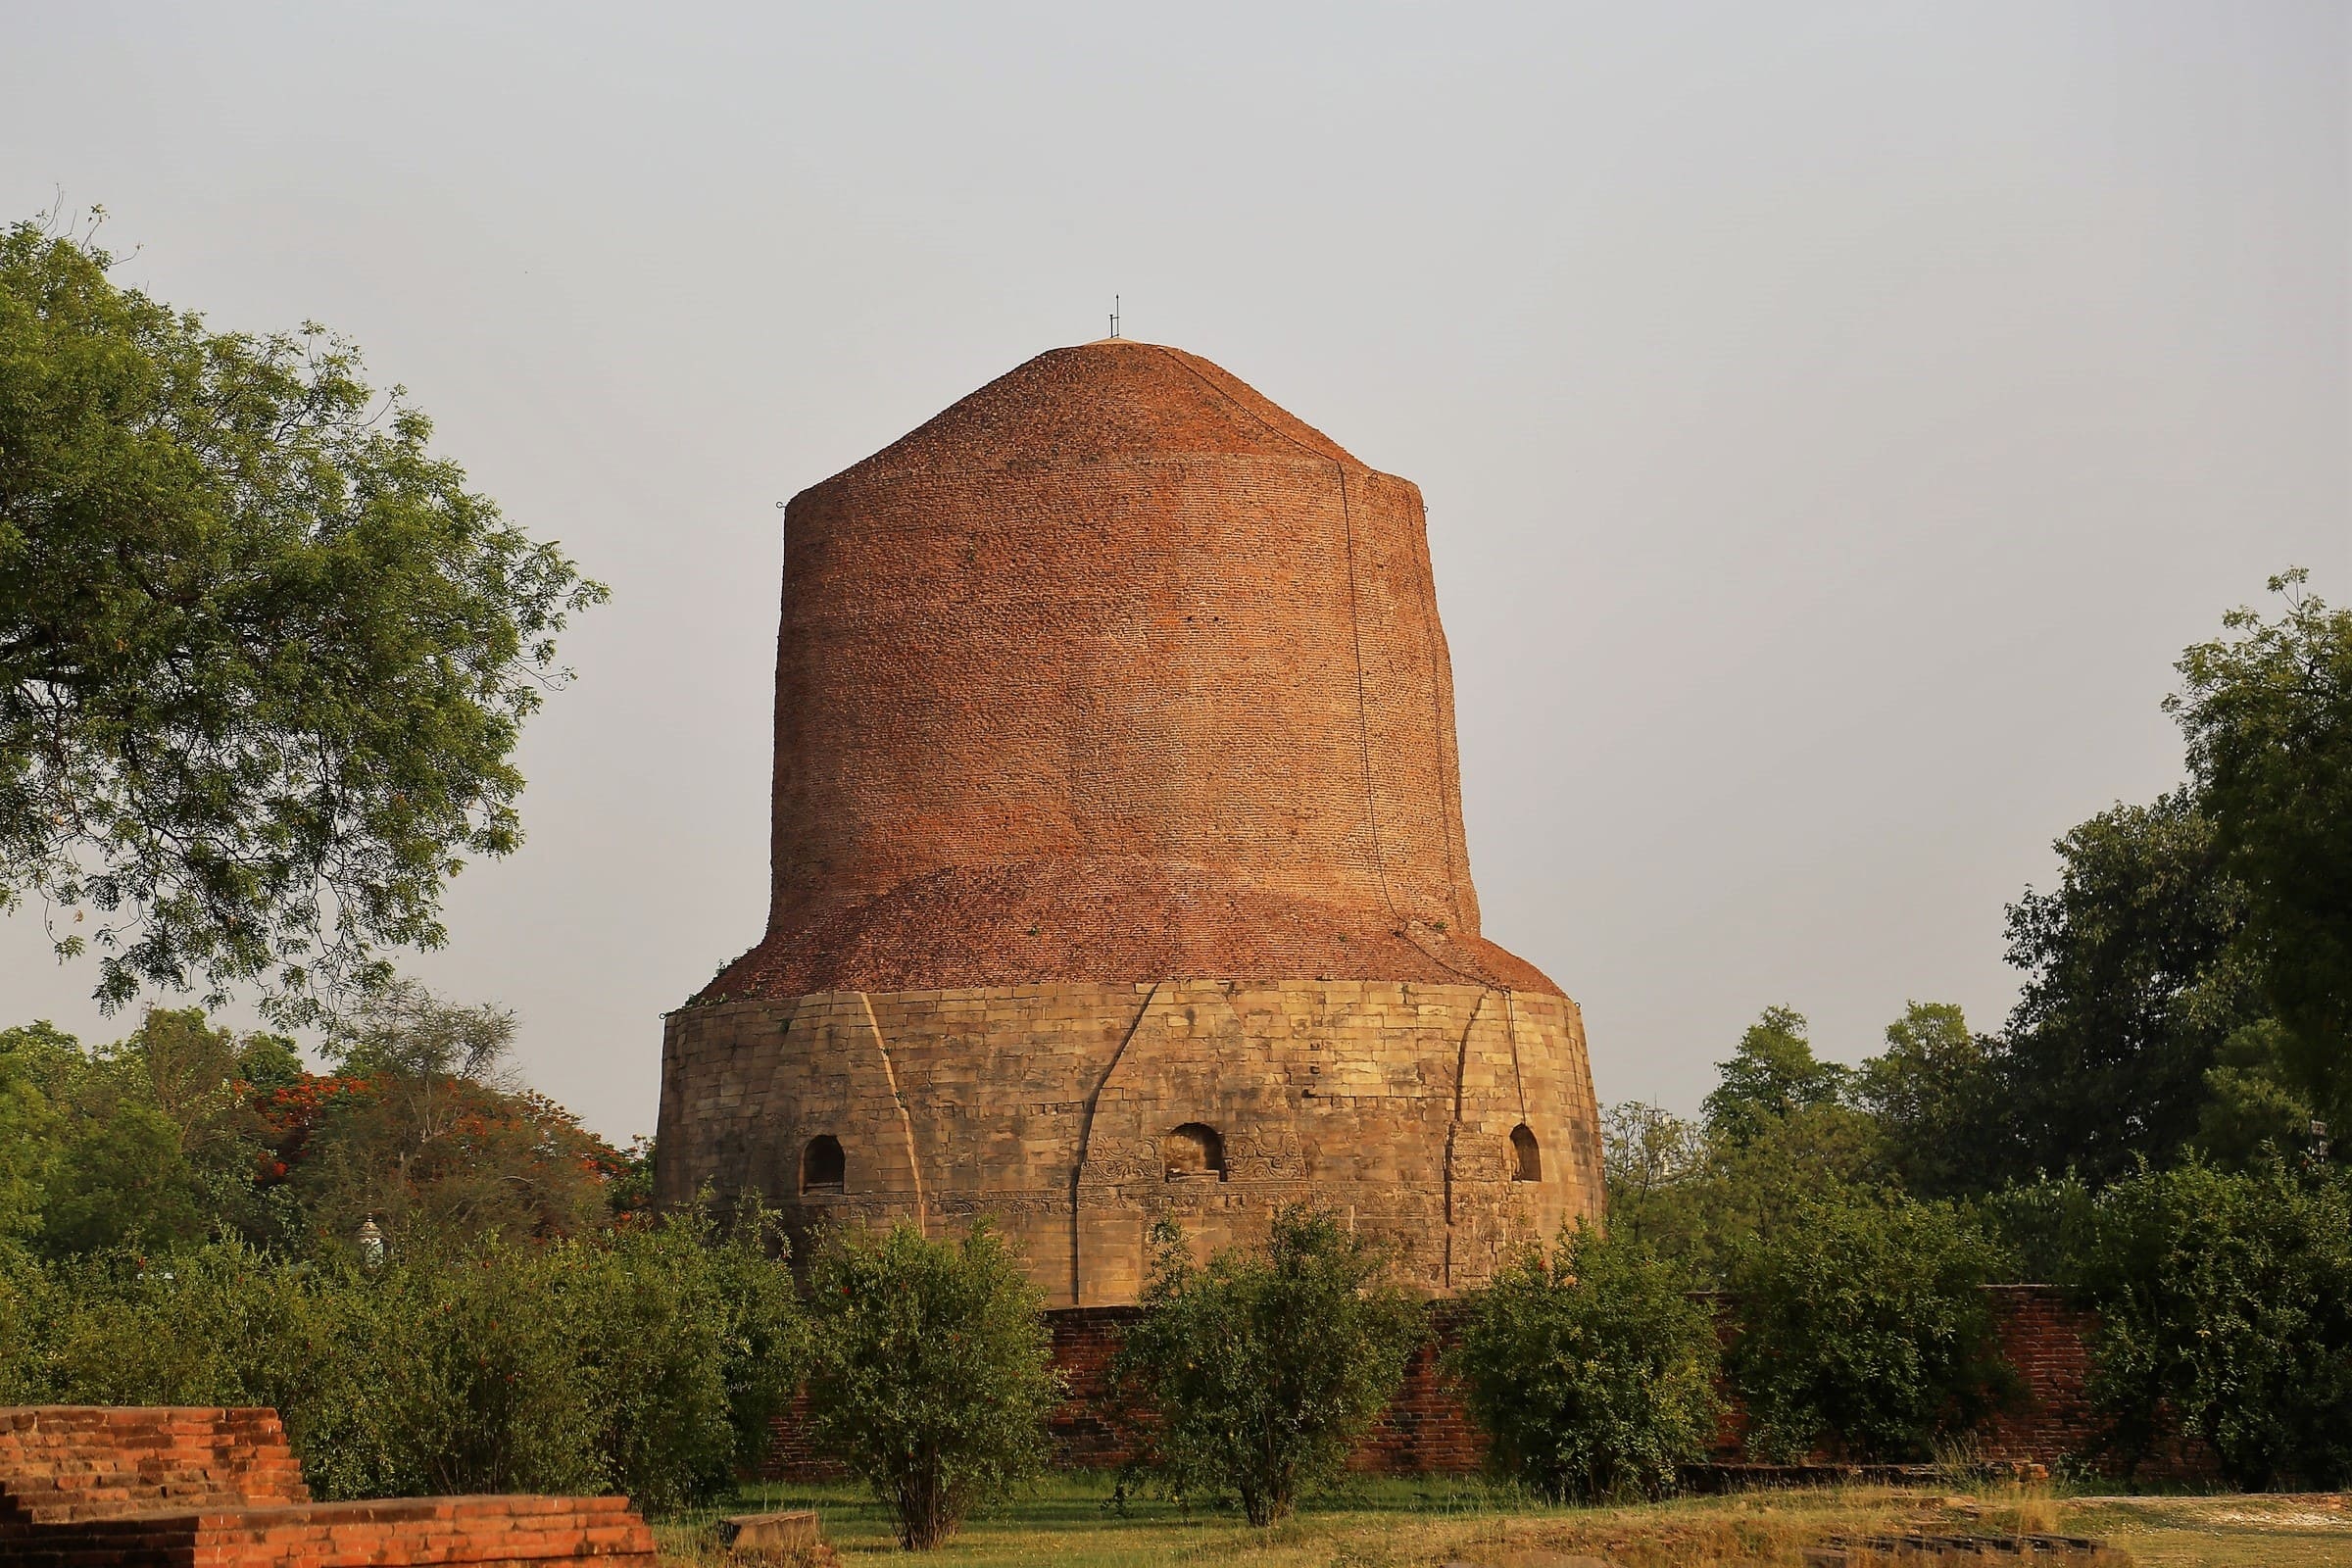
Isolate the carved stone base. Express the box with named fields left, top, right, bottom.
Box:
left=657, top=978, right=1602, bottom=1304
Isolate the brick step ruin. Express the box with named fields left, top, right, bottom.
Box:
left=0, top=1407, right=656, bottom=1568
left=0, top=1406, right=310, bottom=1525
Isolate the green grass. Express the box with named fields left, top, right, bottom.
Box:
left=651, top=1474, right=2351, bottom=1567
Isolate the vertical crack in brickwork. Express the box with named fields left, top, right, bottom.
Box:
left=1140, top=344, right=1498, bottom=995
left=1502, top=989, right=1529, bottom=1120
left=1069, top=981, right=1161, bottom=1305
left=855, top=991, right=927, bottom=1236
left=1440, top=988, right=1493, bottom=1291
left=1404, top=499, right=1468, bottom=932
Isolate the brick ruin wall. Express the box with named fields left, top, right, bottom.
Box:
left=658, top=978, right=1604, bottom=1306
left=0, top=1406, right=656, bottom=1568
left=763, top=1288, right=2201, bottom=1484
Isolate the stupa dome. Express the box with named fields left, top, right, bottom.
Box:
left=704, top=338, right=1558, bottom=1001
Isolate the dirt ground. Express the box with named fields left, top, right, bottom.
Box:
left=653, top=1476, right=2351, bottom=1567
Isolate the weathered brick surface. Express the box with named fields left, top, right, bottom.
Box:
left=708, top=339, right=1549, bottom=1002
left=0, top=1408, right=309, bottom=1527
left=1978, top=1285, right=2100, bottom=1465
left=0, top=1408, right=656, bottom=1568
left=658, top=340, right=1606, bottom=1307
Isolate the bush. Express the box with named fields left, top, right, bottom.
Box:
left=0, top=1244, right=45, bottom=1401
left=561, top=1205, right=809, bottom=1513
left=1726, top=1188, right=2011, bottom=1461
left=353, top=1241, right=607, bottom=1496
left=1980, top=1175, right=2099, bottom=1287
left=804, top=1221, right=1060, bottom=1549
left=1449, top=1222, right=1722, bottom=1500
left=0, top=1207, right=807, bottom=1513
left=2075, top=1160, right=2352, bottom=1489
left=1112, top=1206, right=1422, bottom=1527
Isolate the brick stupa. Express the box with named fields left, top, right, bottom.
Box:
left=656, top=339, right=1603, bottom=1301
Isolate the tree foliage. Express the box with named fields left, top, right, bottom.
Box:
left=1702, top=1006, right=1851, bottom=1146
left=0, top=987, right=624, bottom=1260
left=1604, top=1094, right=1886, bottom=1283
left=1449, top=1222, right=1721, bottom=1501
left=293, top=979, right=619, bottom=1248
left=803, top=1221, right=1060, bottom=1549
left=0, top=1208, right=808, bottom=1512
left=0, top=215, right=604, bottom=1022
left=0, top=1010, right=299, bottom=1253
left=2172, top=569, right=2352, bottom=1128
left=1112, top=1207, right=1422, bottom=1527
left=1997, top=794, right=2264, bottom=1184
left=1726, top=1188, right=2011, bottom=1462
left=1854, top=1002, right=2001, bottom=1199
left=2073, top=1160, right=2352, bottom=1491
left=2193, top=1019, right=2326, bottom=1170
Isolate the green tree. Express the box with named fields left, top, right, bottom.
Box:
left=40, top=1102, right=208, bottom=1254
left=294, top=980, right=617, bottom=1248
left=2194, top=1020, right=2325, bottom=1170
left=1606, top=1096, right=1886, bottom=1284
left=1, top=1009, right=308, bottom=1254
left=1726, top=1188, right=2012, bottom=1461
left=1600, top=1101, right=1708, bottom=1250
left=558, top=1204, right=809, bottom=1514
left=0, top=1023, right=74, bottom=1240
left=1996, top=794, right=2264, bottom=1184
left=1703, top=1006, right=1851, bottom=1146
left=2074, top=1159, right=2352, bottom=1490
left=1449, top=1222, right=1722, bottom=1501
left=0, top=1070, right=56, bottom=1242
left=1112, top=1207, right=1422, bottom=1527
left=804, top=1222, right=1060, bottom=1549
left=2173, top=570, right=2352, bottom=1130
left=0, top=215, right=603, bottom=1022
left=1856, top=1002, right=2000, bottom=1198
left=0, top=1019, right=86, bottom=1099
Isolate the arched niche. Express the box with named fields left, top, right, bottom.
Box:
left=1163, top=1123, right=1226, bottom=1181
left=802, top=1134, right=846, bottom=1194
left=1510, top=1123, right=1541, bottom=1183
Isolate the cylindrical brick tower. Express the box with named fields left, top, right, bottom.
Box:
left=657, top=339, right=1602, bottom=1301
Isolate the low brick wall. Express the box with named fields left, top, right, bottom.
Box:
left=766, top=1286, right=2177, bottom=1483
left=7, top=1493, right=658, bottom=1568
left=1979, top=1284, right=2101, bottom=1463
left=1344, top=1303, right=1484, bottom=1474
left=0, top=1407, right=657, bottom=1568
left=1044, top=1307, right=1137, bottom=1467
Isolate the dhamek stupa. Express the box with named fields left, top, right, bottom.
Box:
left=656, top=338, right=1602, bottom=1302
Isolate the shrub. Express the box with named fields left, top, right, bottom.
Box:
left=358, top=1240, right=610, bottom=1496
left=13, top=1243, right=348, bottom=1420
left=1726, top=1187, right=2011, bottom=1461
left=1112, top=1206, right=1422, bottom=1527
left=804, top=1221, right=1060, bottom=1549
left=1449, top=1222, right=1722, bottom=1500
left=0, top=1244, right=45, bottom=1401
left=559, top=1204, right=809, bottom=1513
left=2075, top=1160, right=2352, bottom=1489
left=0, top=1209, right=807, bottom=1513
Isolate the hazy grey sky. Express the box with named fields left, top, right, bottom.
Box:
left=4, top=2, right=2346, bottom=1139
